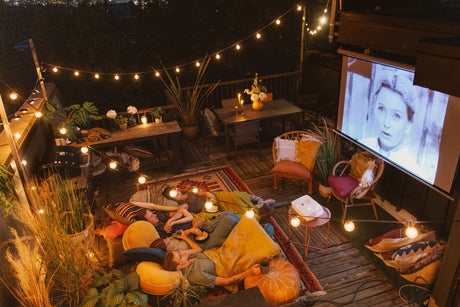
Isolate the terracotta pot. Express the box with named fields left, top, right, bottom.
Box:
left=318, top=184, right=332, bottom=198
left=182, top=124, right=199, bottom=140
left=252, top=100, right=264, bottom=111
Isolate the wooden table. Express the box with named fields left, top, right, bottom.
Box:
left=213, top=99, right=303, bottom=154
left=74, top=121, right=182, bottom=172
left=288, top=204, right=331, bottom=261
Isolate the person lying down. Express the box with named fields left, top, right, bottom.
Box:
left=130, top=185, right=275, bottom=233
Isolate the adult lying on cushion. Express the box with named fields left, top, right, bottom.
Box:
left=143, top=211, right=240, bottom=252
left=161, top=185, right=275, bottom=231
left=162, top=225, right=262, bottom=288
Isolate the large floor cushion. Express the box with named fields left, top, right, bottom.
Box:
left=136, top=261, right=182, bottom=295
left=244, top=258, right=300, bottom=307
left=122, top=220, right=160, bottom=250
left=270, top=160, right=311, bottom=180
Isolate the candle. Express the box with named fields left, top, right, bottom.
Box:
left=237, top=93, right=241, bottom=105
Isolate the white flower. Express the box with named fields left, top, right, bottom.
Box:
left=258, top=92, right=267, bottom=101
left=245, top=73, right=268, bottom=101
left=127, top=106, right=137, bottom=114
left=250, top=94, right=260, bottom=102
left=106, top=110, right=117, bottom=119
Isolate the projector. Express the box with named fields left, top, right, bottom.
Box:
left=291, top=195, right=323, bottom=222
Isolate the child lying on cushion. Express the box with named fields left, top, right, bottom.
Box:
left=162, top=228, right=262, bottom=288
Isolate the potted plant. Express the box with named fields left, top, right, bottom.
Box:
left=244, top=73, right=268, bottom=111
left=150, top=106, right=165, bottom=123
left=312, top=118, right=341, bottom=198
left=163, top=270, right=206, bottom=307
left=114, top=115, right=128, bottom=130
left=80, top=269, right=148, bottom=307
left=158, top=55, right=220, bottom=140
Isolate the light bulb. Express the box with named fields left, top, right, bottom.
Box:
left=59, top=127, right=67, bottom=135
left=14, top=133, right=21, bottom=139
left=175, top=67, right=180, bottom=73
left=236, top=44, right=241, bottom=50
left=195, top=61, right=200, bottom=67
left=38, top=209, right=44, bottom=214
left=215, top=54, right=220, bottom=60
left=114, top=74, right=119, bottom=80
left=320, top=16, right=327, bottom=24
left=81, top=146, right=89, bottom=154
left=276, top=19, right=281, bottom=25
left=192, top=186, right=198, bottom=193
left=256, top=33, right=261, bottom=39
left=169, top=188, right=177, bottom=198
left=246, top=209, right=255, bottom=219
left=138, top=175, right=146, bottom=184
left=324, top=8, right=327, bottom=13
left=95, top=73, right=100, bottom=79
left=141, top=116, right=147, bottom=124
left=53, top=67, right=58, bottom=72
left=134, top=74, right=139, bottom=80
left=405, top=222, right=419, bottom=239
left=109, top=161, right=117, bottom=169
left=344, top=221, right=355, bottom=232
left=291, top=217, right=301, bottom=227
left=205, top=201, right=214, bottom=211
left=21, top=160, right=27, bottom=166
left=297, top=5, right=302, bottom=11
left=10, top=93, right=18, bottom=100
left=155, top=71, right=160, bottom=77
left=317, top=26, right=322, bottom=30
left=35, top=111, right=43, bottom=118
left=74, top=71, right=79, bottom=76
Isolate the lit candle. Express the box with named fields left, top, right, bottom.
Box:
left=237, top=93, right=241, bottom=105
left=141, top=116, right=147, bottom=124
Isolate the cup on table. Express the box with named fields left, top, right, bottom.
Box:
left=260, top=260, right=270, bottom=274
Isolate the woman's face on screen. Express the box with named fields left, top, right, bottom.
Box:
left=374, top=87, right=411, bottom=152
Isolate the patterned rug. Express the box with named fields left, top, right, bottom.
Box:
left=140, top=165, right=325, bottom=297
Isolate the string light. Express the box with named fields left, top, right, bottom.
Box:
left=81, top=146, right=89, bottom=154
left=94, top=73, right=100, bottom=79
left=291, top=217, right=301, bottom=227
left=109, top=161, right=117, bottom=169
left=235, top=44, right=241, bottom=50
left=74, top=71, right=79, bottom=76
left=276, top=19, right=281, bottom=25
left=256, top=33, right=261, bottom=39
left=38, top=209, right=44, bottom=214
left=344, top=221, right=355, bottom=232
left=14, top=133, right=21, bottom=139
left=21, top=160, right=27, bottom=166
left=13, top=115, right=21, bottom=121
left=155, top=71, right=160, bottom=77
left=53, top=67, right=58, bottom=72
left=138, top=175, right=146, bottom=184
left=195, top=61, right=200, bottom=67
left=319, top=16, right=327, bottom=24
left=297, top=5, right=302, bottom=11
left=10, top=93, right=18, bottom=100
left=246, top=209, right=255, bottom=219
left=59, top=127, right=67, bottom=135
left=134, top=74, right=139, bottom=80
left=175, top=67, right=180, bottom=73
left=192, top=185, right=198, bottom=193
left=215, top=53, right=221, bottom=60
left=35, top=111, right=43, bottom=118
left=405, top=221, right=419, bottom=238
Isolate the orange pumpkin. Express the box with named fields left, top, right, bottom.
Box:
left=252, top=100, right=264, bottom=111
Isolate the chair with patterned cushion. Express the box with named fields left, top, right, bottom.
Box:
left=328, top=151, right=384, bottom=220
left=270, top=131, right=322, bottom=194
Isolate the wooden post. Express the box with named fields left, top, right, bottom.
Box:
left=0, top=94, right=36, bottom=211
left=28, top=39, right=48, bottom=100
left=299, top=5, right=307, bottom=76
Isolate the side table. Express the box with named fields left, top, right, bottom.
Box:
left=288, top=205, right=331, bottom=261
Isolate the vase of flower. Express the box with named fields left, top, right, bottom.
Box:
left=127, top=105, right=138, bottom=127
left=245, top=73, right=268, bottom=111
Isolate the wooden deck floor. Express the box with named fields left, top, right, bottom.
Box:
left=91, top=131, right=412, bottom=307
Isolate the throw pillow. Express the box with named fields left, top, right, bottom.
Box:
left=122, top=220, right=160, bottom=250
left=364, top=227, right=437, bottom=253
left=275, top=137, right=298, bottom=163
left=136, top=261, right=182, bottom=295
left=122, top=247, right=166, bottom=264
left=349, top=152, right=377, bottom=181
left=270, top=160, right=311, bottom=180
left=101, top=221, right=129, bottom=241
left=204, top=108, right=221, bottom=137
left=297, top=135, right=321, bottom=171
left=103, top=202, right=146, bottom=225
left=328, top=175, right=359, bottom=198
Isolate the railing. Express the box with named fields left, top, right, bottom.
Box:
left=181, top=71, right=302, bottom=109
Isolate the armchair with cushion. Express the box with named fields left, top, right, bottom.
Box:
left=327, top=151, right=384, bottom=220
left=270, top=131, right=322, bottom=194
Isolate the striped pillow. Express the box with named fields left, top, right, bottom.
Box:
left=104, top=202, right=146, bottom=225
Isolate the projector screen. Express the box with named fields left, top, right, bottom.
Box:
left=337, top=54, right=460, bottom=194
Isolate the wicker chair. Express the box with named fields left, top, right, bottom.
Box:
left=270, top=131, right=321, bottom=194
left=328, top=151, right=384, bottom=220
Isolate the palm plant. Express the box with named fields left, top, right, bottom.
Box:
left=312, top=118, right=341, bottom=186
left=158, top=55, right=220, bottom=127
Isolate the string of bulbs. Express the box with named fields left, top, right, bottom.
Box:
left=38, top=3, right=330, bottom=81
left=160, top=185, right=457, bottom=240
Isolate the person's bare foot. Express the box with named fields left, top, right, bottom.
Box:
left=193, top=216, right=206, bottom=228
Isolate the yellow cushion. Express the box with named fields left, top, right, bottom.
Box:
left=136, top=261, right=182, bottom=295
left=122, top=220, right=159, bottom=250
left=297, top=136, right=321, bottom=171
left=349, top=152, right=376, bottom=181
